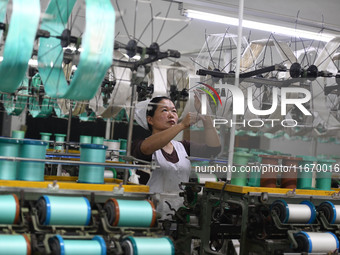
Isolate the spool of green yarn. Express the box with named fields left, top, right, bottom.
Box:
left=231, top=152, right=253, bottom=186
left=316, top=158, right=335, bottom=190
left=92, top=136, right=104, bottom=145
left=54, top=133, right=66, bottom=151
left=0, top=234, right=30, bottom=255
left=36, top=195, right=91, bottom=226
left=17, top=139, right=47, bottom=181
left=80, top=135, right=92, bottom=144
left=40, top=132, right=52, bottom=150
left=40, top=132, right=52, bottom=141
left=0, top=137, right=21, bottom=180
left=11, top=130, right=25, bottom=139
left=104, top=199, right=156, bottom=227
left=49, top=235, right=106, bottom=255
left=234, top=147, right=249, bottom=153
left=296, top=155, right=316, bottom=189
left=118, top=138, right=127, bottom=162
left=0, top=194, right=20, bottom=224
left=122, top=236, right=174, bottom=255
left=247, top=151, right=264, bottom=187
left=78, top=144, right=107, bottom=183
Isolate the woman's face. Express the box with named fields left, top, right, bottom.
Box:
left=147, top=99, right=178, bottom=133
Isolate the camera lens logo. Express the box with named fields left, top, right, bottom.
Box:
left=196, top=82, right=222, bottom=111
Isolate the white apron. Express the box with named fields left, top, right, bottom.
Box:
left=148, top=141, right=191, bottom=218
left=147, top=140, right=191, bottom=193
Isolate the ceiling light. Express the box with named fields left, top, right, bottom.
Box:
left=184, top=9, right=336, bottom=42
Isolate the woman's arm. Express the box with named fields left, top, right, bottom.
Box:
left=201, top=115, right=221, bottom=148
left=193, top=93, right=221, bottom=148
left=140, top=113, right=195, bottom=155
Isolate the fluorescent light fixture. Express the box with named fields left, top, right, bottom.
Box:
left=184, top=9, right=336, bottom=42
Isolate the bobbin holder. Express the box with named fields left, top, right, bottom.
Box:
left=30, top=207, right=99, bottom=234
left=99, top=209, right=161, bottom=235
left=271, top=209, right=321, bottom=231
left=0, top=207, right=29, bottom=234
left=318, top=211, right=340, bottom=233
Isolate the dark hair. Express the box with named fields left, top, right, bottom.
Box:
left=146, top=96, right=174, bottom=131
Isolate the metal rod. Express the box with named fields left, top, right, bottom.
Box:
left=124, top=71, right=138, bottom=184
left=227, top=0, right=244, bottom=181
left=0, top=156, right=156, bottom=170
left=66, top=100, right=72, bottom=153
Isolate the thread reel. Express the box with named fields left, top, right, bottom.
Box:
left=48, top=235, right=106, bottom=255
left=294, top=231, right=339, bottom=253
left=271, top=200, right=316, bottom=224
left=121, top=236, right=175, bottom=255
left=104, top=198, right=156, bottom=227
left=318, top=201, right=340, bottom=224
left=36, top=195, right=91, bottom=226
left=0, top=194, right=20, bottom=224
left=0, top=234, right=31, bottom=255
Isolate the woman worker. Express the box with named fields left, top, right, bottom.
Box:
left=132, top=96, right=221, bottom=194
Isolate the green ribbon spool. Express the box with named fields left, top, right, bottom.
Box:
left=0, top=138, right=21, bottom=180
left=247, top=151, right=265, bottom=187
left=38, top=0, right=115, bottom=100
left=17, top=139, right=47, bottom=181
left=0, top=194, right=19, bottom=224
left=78, top=144, right=107, bottom=183
left=296, top=155, right=317, bottom=189
left=2, top=77, right=29, bottom=116
left=0, top=234, right=30, bottom=255
left=49, top=235, right=106, bottom=255
left=0, top=0, right=40, bottom=93
left=40, top=132, right=52, bottom=141
left=316, top=158, right=336, bottom=190
left=92, top=136, right=104, bottom=145
left=80, top=135, right=92, bottom=144
left=54, top=133, right=66, bottom=151
left=105, top=199, right=156, bottom=227
left=231, top=152, right=253, bottom=186
left=28, top=73, right=54, bottom=118
left=11, top=130, right=25, bottom=139
left=122, top=236, right=175, bottom=255
left=234, top=147, right=249, bottom=152
left=37, top=195, right=91, bottom=226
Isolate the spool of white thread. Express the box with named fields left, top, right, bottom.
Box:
left=189, top=172, right=218, bottom=184
left=271, top=200, right=316, bottom=224
left=103, top=140, right=120, bottom=161
left=295, top=231, right=339, bottom=253
left=318, top=201, right=340, bottom=224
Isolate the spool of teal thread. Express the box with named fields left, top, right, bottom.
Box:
left=0, top=194, right=20, bottom=224
left=122, top=236, right=174, bottom=255
left=80, top=135, right=92, bottom=144
left=11, top=130, right=25, bottom=139
left=316, top=158, right=336, bottom=190
left=40, top=132, right=52, bottom=141
left=54, top=134, right=66, bottom=151
left=0, top=137, right=21, bottom=180
left=231, top=152, right=253, bottom=186
left=78, top=144, right=107, bottom=183
left=247, top=151, right=264, bottom=187
left=0, top=234, right=30, bottom=255
left=234, top=147, right=249, bottom=153
left=36, top=195, right=91, bottom=226
left=49, top=235, right=106, bottom=255
left=17, top=139, right=47, bottom=181
left=119, top=138, right=127, bottom=162
left=92, top=136, right=104, bottom=145
left=40, top=132, right=52, bottom=150
left=296, top=155, right=316, bottom=189
left=104, top=199, right=156, bottom=227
